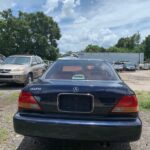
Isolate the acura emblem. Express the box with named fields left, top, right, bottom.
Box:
left=73, top=87, right=79, bottom=93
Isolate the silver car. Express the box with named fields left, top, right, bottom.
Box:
left=113, top=63, right=124, bottom=71
left=0, top=55, right=46, bottom=85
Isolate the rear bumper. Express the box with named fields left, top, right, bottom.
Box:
left=13, top=113, right=142, bottom=142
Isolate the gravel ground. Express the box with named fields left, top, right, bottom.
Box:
left=119, top=70, right=150, bottom=91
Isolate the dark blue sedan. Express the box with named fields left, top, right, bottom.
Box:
left=13, top=58, right=142, bottom=142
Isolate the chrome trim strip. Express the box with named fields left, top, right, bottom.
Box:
left=57, top=93, right=94, bottom=114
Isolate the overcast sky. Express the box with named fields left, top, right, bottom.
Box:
left=0, top=0, right=150, bottom=52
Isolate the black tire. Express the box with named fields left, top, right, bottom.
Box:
left=24, top=73, right=33, bottom=86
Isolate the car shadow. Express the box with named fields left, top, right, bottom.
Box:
left=17, top=137, right=131, bottom=150
left=0, top=83, right=24, bottom=91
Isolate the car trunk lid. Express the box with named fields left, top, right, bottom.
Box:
left=24, top=80, right=129, bottom=116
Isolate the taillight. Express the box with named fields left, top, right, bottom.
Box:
left=18, top=91, right=41, bottom=111
left=111, top=95, right=139, bottom=113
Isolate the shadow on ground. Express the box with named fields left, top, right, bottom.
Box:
left=17, top=137, right=131, bottom=150
left=0, top=83, right=23, bottom=91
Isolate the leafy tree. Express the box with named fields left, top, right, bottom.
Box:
left=84, top=44, right=106, bottom=52
left=142, top=35, right=150, bottom=59
left=107, top=46, right=128, bottom=52
left=132, top=32, right=140, bottom=46
left=115, top=33, right=141, bottom=51
left=82, top=33, right=144, bottom=54
left=0, top=9, right=61, bottom=60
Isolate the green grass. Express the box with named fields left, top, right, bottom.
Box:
left=0, top=92, right=4, bottom=96
left=136, top=91, right=150, bottom=111
left=0, top=128, right=8, bottom=144
left=7, top=92, right=19, bottom=102
left=0, top=91, right=20, bottom=107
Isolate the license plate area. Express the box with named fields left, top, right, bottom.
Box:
left=57, top=93, right=94, bottom=113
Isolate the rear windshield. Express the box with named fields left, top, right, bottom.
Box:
left=45, top=60, right=119, bottom=81
left=4, top=57, right=30, bottom=65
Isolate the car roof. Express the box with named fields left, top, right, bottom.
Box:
left=58, top=57, right=105, bottom=62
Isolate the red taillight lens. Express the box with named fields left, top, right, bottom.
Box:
left=111, top=95, right=139, bottom=113
left=18, top=91, right=41, bottom=111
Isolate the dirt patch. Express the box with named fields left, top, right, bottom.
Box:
left=0, top=91, right=19, bottom=109
left=119, top=70, right=150, bottom=91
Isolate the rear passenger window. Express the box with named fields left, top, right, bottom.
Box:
left=37, top=57, right=44, bottom=64
left=35, top=56, right=41, bottom=64
left=32, top=57, right=37, bottom=64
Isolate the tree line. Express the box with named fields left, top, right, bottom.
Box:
left=84, top=33, right=150, bottom=60
left=1, top=9, right=150, bottom=60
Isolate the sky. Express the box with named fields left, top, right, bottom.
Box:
left=0, top=0, right=150, bottom=52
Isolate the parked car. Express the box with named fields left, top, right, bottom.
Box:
left=123, top=63, right=136, bottom=71
left=113, top=62, right=124, bottom=71
left=0, top=55, right=46, bottom=85
left=139, top=63, right=150, bottom=70
left=14, top=58, right=142, bottom=142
